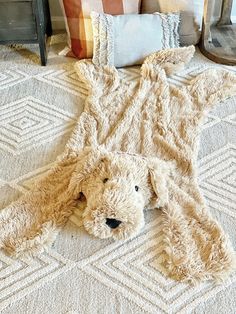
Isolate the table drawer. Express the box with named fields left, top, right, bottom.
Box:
left=0, top=1, right=37, bottom=41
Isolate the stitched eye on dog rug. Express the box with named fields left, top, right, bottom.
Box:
left=0, top=46, right=236, bottom=284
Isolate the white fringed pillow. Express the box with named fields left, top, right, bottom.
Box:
left=91, top=12, right=180, bottom=68
left=141, top=0, right=202, bottom=46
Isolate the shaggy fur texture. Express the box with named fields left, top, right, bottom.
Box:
left=71, top=147, right=169, bottom=240
left=0, top=46, right=236, bottom=283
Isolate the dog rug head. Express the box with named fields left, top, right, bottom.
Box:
left=70, top=147, right=169, bottom=240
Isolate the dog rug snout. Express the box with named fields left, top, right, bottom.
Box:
left=106, top=218, right=122, bottom=229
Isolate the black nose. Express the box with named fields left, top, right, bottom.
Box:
left=106, top=218, right=122, bottom=229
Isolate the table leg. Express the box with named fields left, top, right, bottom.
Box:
left=45, top=0, right=52, bottom=36
left=218, top=0, right=233, bottom=25
left=35, top=0, right=51, bottom=66
left=202, top=0, right=216, bottom=43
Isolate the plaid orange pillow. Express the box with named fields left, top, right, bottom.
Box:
left=60, top=0, right=141, bottom=59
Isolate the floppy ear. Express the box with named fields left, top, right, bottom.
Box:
left=147, top=158, right=169, bottom=208
left=68, top=146, right=107, bottom=196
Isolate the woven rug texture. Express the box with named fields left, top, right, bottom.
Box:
left=0, top=35, right=236, bottom=314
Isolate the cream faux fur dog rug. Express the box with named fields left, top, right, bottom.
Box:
left=0, top=46, right=236, bottom=283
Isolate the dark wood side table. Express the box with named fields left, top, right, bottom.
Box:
left=0, top=0, right=52, bottom=65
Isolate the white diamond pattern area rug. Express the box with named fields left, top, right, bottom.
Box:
left=0, top=39, right=236, bottom=314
